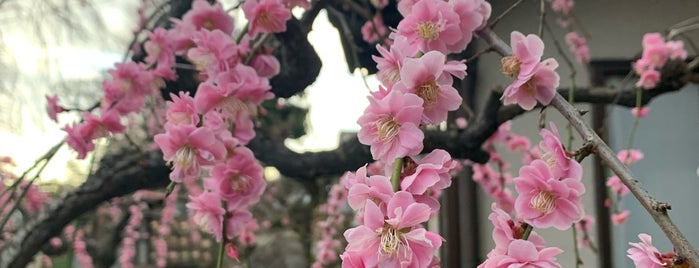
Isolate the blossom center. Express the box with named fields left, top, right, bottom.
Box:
left=501, top=56, right=522, bottom=77
left=416, top=22, right=439, bottom=41
left=376, top=116, right=400, bottom=141
left=523, top=77, right=538, bottom=96
left=175, top=146, right=196, bottom=169
left=202, top=20, right=215, bottom=31
left=229, top=174, right=250, bottom=193
left=222, top=97, right=255, bottom=118
left=541, top=152, right=557, bottom=169
left=417, top=80, right=439, bottom=108
left=380, top=226, right=404, bottom=255
left=531, top=190, right=557, bottom=214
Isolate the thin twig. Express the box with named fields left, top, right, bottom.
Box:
left=538, top=0, right=546, bottom=37
left=489, top=0, right=526, bottom=29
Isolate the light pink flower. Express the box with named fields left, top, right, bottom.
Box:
left=400, top=149, right=457, bottom=195
left=617, top=149, right=644, bottom=166
left=144, top=28, right=176, bottom=80
left=502, top=31, right=545, bottom=86
left=372, top=35, right=416, bottom=87
left=182, top=0, right=234, bottom=34
left=479, top=239, right=563, bottom=268
left=63, top=122, right=96, bottom=159
left=102, top=62, right=154, bottom=115
left=347, top=175, right=393, bottom=211
left=612, top=210, right=630, bottom=226
left=565, top=32, right=590, bottom=64
left=550, top=0, right=574, bottom=14
left=455, top=117, right=468, bottom=129
left=607, top=175, right=630, bottom=196
left=514, top=160, right=585, bottom=230
left=486, top=203, right=546, bottom=257
left=242, top=0, right=292, bottom=37
left=249, top=53, right=281, bottom=78
left=502, top=58, right=560, bottom=110
left=393, top=50, right=463, bottom=124
left=575, top=215, right=595, bottom=249
left=154, top=124, right=227, bottom=182
left=81, top=109, right=126, bottom=139
left=394, top=0, right=462, bottom=54
left=343, top=191, right=442, bottom=267
left=448, top=0, right=490, bottom=53
left=666, top=40, right=688, bottom=60
left=631, top=107, right=649, bottom=118
left=507, top=135, right=531, bottom=153
left=357, top=90, right=424, bottom=161
left=194, top=65, right=273, bottom=119
left=186, top=191, right=225, bottom=240
left=46, top=94, right=64, bottom=122
left=539, top=122, right=582, bottom=179
left=627, top=233, right=666, bottom=268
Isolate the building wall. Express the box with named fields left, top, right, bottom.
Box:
left=474, top=1, right=699, bottom=267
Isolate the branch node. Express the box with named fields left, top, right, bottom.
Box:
left=578, top=109, right=589, bottom=116
left=652, top=200, right=672, bottom=213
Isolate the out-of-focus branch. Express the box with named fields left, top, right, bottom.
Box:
left=475, top=26, right=699, bottom=267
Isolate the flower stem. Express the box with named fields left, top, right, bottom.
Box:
left=521, top=224, right=533, bottom=240
left=572, top=226, right=581, bottom=268
left=624, top=88, right=643, bottom=152
left=391, top=157, right=403, bottom=192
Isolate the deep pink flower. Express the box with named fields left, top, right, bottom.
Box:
left=181, top=0, right=234, bottom=34
left=203, top=147, right=266, bottom=208
left=154, top=124, right=227, bottom=182
left=81, top=109, right=126, bottom=139
left=186, top=191, right=225, bottom=240
left=612, top=210, right=630, bottom=226
left=357, top=90, right=424, bottom=161
left=46, top=94, right=64, bottom=122
left=372, top=35, right=417, bottom=87
left=479, top=239, right=563, bottom=268
left=513, top=160, right=585, bottom=230
left=636, top=69, right=660, bottom=89
left=448, top=0, right=490, bottom=53
left=343, top=191, right=442, bottom=267
left=194, top=65, right=273, bottom=119
left=617, top=149, right=644, bottom=166
left=631, top=107, right=650, bottom=118
left=249, top=53, right=281, bottom=78
left=102, top=62, right=154, bottom=115
left=63, top=122, right=95, bottom=159
left=394, top=51, right=462, bottom=124
left=144, top=28, right=176, bottom=80
left=502, top=58, right=560, bottom=110
left=627, top=233, right=666, bottom=268
left=400, top=149, right=457, bottom=195
left=242, top=0, right=292, bottom=37
left=395, top=0, right=462, bottom=54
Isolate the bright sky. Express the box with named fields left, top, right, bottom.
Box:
left=0, top=5, right=373, bottom=183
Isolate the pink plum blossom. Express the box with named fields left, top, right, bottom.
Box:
left=485, top=203, right=546, bottom=257
left=627, top=233, right=666, bottom=268
left=393, top=50, right=463, bottom=124
left=186, top=191, right=225, bottom=240
left=204, top=147, right=266, bottom=208
left=194, top=65, right=273, bottom=119
left=448, top=0, right=490, bottom=53
left=400, top=149, right=457, bottom=195
left=550, top=0, right=574, bottom=14
left=357, top=90, right=424, bottom=161
left=144, top=28, right=176, bottom=80
left=343, top=191, right=442, bottom=267
left=539, top=122, right=582, bottom=179
left=165, top=92, right=199, bottom=126
left=394, top=0, right=462, bottom=54
left=612, top=210, right=630, bottom=226
left=502, top=31, right=545, bottom=87
left=372, top=35, right=417, bottom=86
left=502, top=58, right=560, bottom=110
left=361, top=14, right=388, bottom=44
left=617, top=149, right=644, bottom=166
left=565, top=32, right=590, bottom=64
left=63, top=122, right=96, bottom=159
left=631, top=107, right=650, bottom=118
left=242, top=0, right=292, bottom=37
left=249, top=52, right=281, bottom=78
left=455, top=117, right=468, bottom=129
left=46, top=94, right=64, bottom=122
left=513, top=160, right=585, bottom=230
left=607, top=175, right=630, bottom=196
left=187, top=29, right=238, bottom=77
left=102, top=62, right=154, bottom=115
left=181, top=0, right=234, bottom=34
left=479, top=239, right=563, bottom=268
left=347, top=174, right=393, bottom=211
left=154, top=124, right=227, bottom=182
left=636, top=69, right=660, bottom=89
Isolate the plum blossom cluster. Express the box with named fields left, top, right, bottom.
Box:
left=633, top=33, right=687, bottom=89
left=120, top=202, right=146, bottom=268
left=604, top=149, right=644, bottom=226
left=479, top=123, right=586, bottom=267
left=501, top=31, right=561, bottom=111
left=342, top=1, right=493, bottom=264
left=565, top=32, right=590, bottom=64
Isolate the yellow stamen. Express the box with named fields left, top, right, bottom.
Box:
left=531, top=190, right=557, bottom=214
left=417, top=80, right=439, bottom=108
left=416, top=22, right=439, bottom=41
left=376, top=116, right=400, bottom=141
left=501, top=56, right=522, bottom=77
